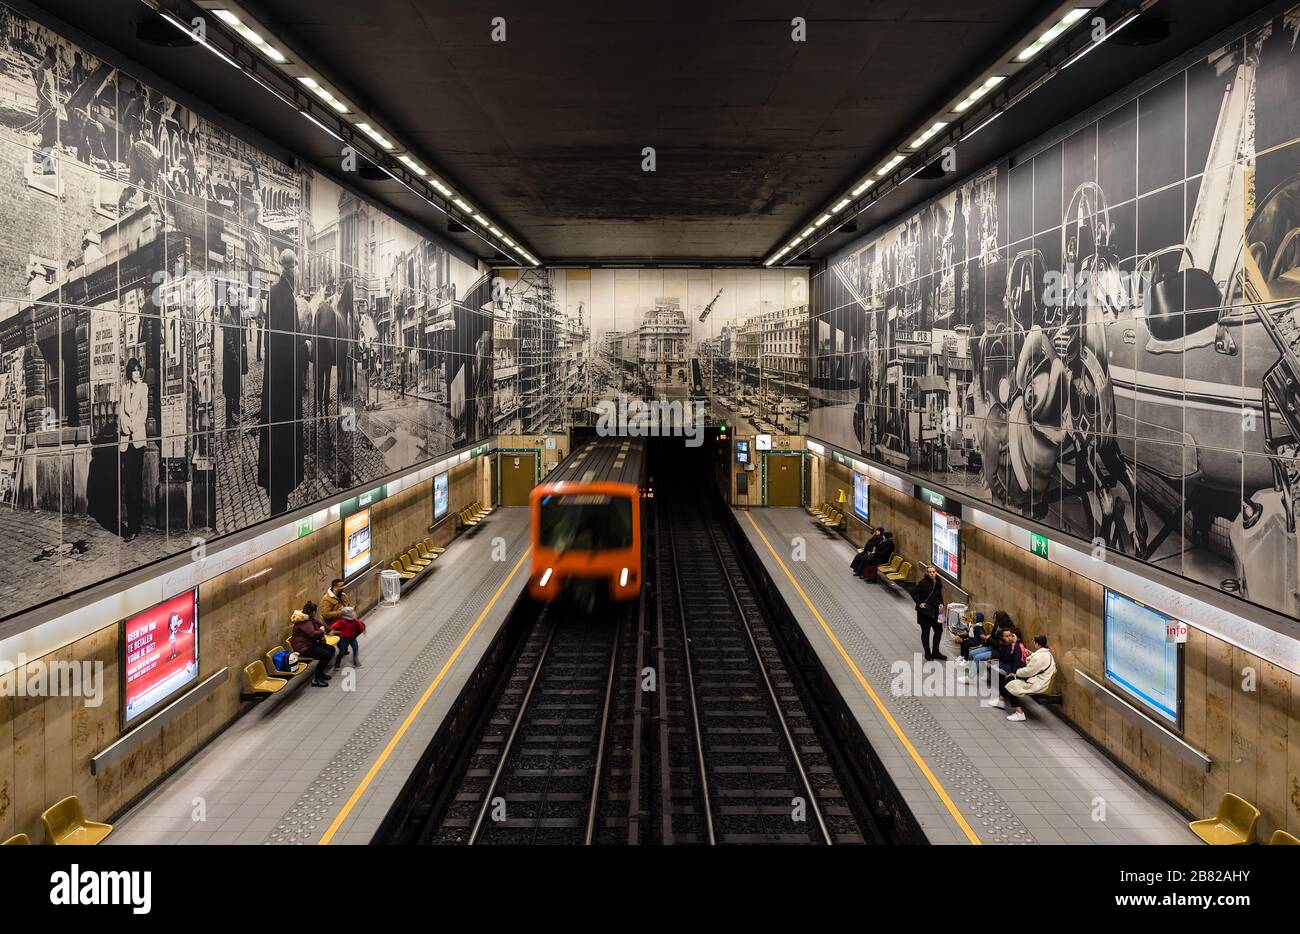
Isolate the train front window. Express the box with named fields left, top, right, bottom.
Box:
left=540, top=495, right=633, bottom=552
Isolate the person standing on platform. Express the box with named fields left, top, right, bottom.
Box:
left=258, top=250, right=306, bottom=516
left=914, top=564, right=945, bottom=660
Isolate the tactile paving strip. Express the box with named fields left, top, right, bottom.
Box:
left=749, top=511, right=1036, bottom=845
left=263, top=524, right=530, bottom=845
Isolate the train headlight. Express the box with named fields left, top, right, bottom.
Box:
left=619, top=567, right=629, bottom=587
left=540, top=567, right=553, bottom=587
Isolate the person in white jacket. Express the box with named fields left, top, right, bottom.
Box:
left=1003, top=635, right=1057, bottom=722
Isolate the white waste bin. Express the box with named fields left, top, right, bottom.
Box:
left=380, top=569, right=402, bottom=606
left=946, top=602, right=969, bottom=636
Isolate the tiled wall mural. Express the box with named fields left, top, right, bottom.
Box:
left=493, top=267, right=809, bottom=435
left=0, top=4, right=490, bottom=621
left=811, top=7, right=1300, bottom=619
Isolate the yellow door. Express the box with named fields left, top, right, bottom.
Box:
left=501, top=452, right=537, bottom=506
left=765, top=453, right=803, bottom=507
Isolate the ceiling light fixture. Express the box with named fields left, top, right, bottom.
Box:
left=296, top=75, right=349, bottom=114
left=211, top=9, right=287, bottom=62
left=909, top=121, right=949, bottom=150
left=397, top=154, right=427, bottom=175
left=954, top=75, right=1006, bottom=112
left=876, top=154, right=904, bottom=176
left=1016, top=7, right=1090, bottom=62
left=354, top=122, right=394, bottom=150
left=767, top=3, right=1097, bottom=266
left=179, top=0, right=537, bottom=263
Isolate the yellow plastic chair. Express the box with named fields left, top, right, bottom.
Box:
left=416, top=541, right=441, bottom=562
left=422, top=537, right=446, bottom=555
left=41, top=796, right=113, bottom=845
left=265, top=645, right=308, bottom=677
left=407, top=547, right=432, bottom=568
left=390, top=560, right=415, bottom=581
left=460, top=507, right=481, bottom=527
left=3, top=833, right=30, bottom=845
left=244, top=660, right=287, bottom=695
left=1189, top=793, right=1260, bottom=845
left=399, top=553, right=425, bottom=575
left=881, top=555, right=903, bottom=576
left=885, top=561, right=912, bottom=584
left=1269, top=829, right=1299, bottom=845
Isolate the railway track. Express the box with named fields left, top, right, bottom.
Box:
left=423, top=605, right=643, bottom=845
left=657, top=499, right=870, bottom=844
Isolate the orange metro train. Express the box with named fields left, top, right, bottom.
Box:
left=528, top=437, right=646, bottom=604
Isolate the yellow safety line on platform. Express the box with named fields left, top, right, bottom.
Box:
left=318, top=547, right=532, bottom=845
left=741, top=511, right=982, bottom=845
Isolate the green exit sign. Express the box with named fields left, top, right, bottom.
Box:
left=297, top=516, right=314, bottom=538
left=1030, top=532, right=1049, bottom=559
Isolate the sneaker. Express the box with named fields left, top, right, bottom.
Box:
left=1006, top=711, right=1026, bottom=722
left=983, top=698, right=1005, bottom=709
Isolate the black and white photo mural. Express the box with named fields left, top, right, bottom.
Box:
left=0, top=3, right=490, bottom=621
left=492, top=267, right=809, bottom=435
left=811, top=6, right=1300, bottom=620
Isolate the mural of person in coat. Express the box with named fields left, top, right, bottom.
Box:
left=258, top=250, right=306, bottom=516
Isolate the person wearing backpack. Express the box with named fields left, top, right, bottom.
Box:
left=329, top=606, right=366, bottom=669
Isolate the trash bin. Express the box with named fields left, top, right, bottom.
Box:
left=380, top=569, right=402, bottom=606
left=946, top=602, right=968, bottom=637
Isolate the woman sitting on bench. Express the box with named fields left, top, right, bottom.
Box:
left=858, top=531, right=894, bottom=582
left=850, top=527, right=884, bottom=577
left=1000, top=635, right=1057, bottom=722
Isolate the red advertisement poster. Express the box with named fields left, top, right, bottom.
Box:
left=123, top=590, right=199, bottom=723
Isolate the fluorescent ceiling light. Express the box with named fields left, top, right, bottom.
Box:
left=954, top=75, right=1005, bottom=112
left=488, top=225, right=502, bottom=236
left=354, top=122, right=393, bottom=150
left=473, top=214, right=488, bottom=224
left=813, top=214, right=831, bottom=227
left=429, top=178, right=452, bottom=197
left=296, top=75, right=349, bottom=114
left=1016, top=7, right=1090, bottom=62
left=212, top=9, right=288, bottom=63
left=502, top=236, right=515, bottom=247
left=790, top=234, right=804, bottom=245
left=801, top=226, right=815, bottom=237
left=453, top=198, right=474, bottom=213
left=876, top=154, right=904, bottom=176
left=832, top=198, right=850, bottom=212
left=397, top=154, right=427, bottom=175
left=910, top=121, right=949, bottom=150
left=852, top=178, right=875, bottom=196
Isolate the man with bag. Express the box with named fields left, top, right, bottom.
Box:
left=913, top=564, right=945, bottom=660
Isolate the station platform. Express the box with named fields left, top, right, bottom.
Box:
left=735, top=507, right=1199, bottom=846
left=105, top=508, right=532, bottom=845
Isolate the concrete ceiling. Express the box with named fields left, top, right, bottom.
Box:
left=34, top=0, right=1279, bottom=264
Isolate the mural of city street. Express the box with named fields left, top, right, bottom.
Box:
left=0, top=3, right=490, bottom=621
left=811, top=6, right=1300, bottom=618
left=492, top=267, right=809, bottom=436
